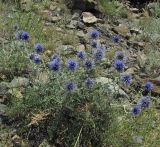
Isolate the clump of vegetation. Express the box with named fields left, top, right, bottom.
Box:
left=99, top=0, right=128, bottom=18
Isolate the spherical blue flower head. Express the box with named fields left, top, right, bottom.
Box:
left=67, top=59, right=79, bottom=71
left=93, top=49, right=104, bottom=61
left=77, top=51, right=85, bottom=59
left=114, top=60, right=124, bottom=72
left=84, top=60, right=94, bottom=70
left=85, top=78, right=95, bottom=88
left=91, top=40, right=98, bottom=48
left=51, top=54, right=60, bottom=62
left=132, top=105, right=141, bottom=116
left=29, top=53, right=37, bottom=60
left=34, top=43, right=44, bottom=53
left=115, top=51, right=124, bottom=60
left=139, top=96, right=151, bottom=108
left=144, top=82, right=154, bottom=92
left=20, top=31, right=29, bottom=41
left=49, top=59, right=61, bottom=71
left=89, top=30, right=100, bottom=39
left=65, top=81, right=76, bottom=92
left=34, top=55, right=42, bottom=64
left=112, top=35, right=120, bottom=43
left=121, top=74, right=132, bottom=86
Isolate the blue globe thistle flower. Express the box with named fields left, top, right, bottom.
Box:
left=77, top=51, right=85, bottom=59
left=132, top=105, right=141, bottom=116
left=93, top=49, right=105, bottom=61
left=51, top=54, right=60, bottom=62
left=84, top=60, right=94, bottom=70
left=49, top=58, right=61, bottom=71
left=89, top=29, right=100, bottom=39
left=144, top=82, right=154, bottom=92
left=85, top=78, right=95, bottom=88
left=65, top=81, right=77, bottom=92
left=91, top=40, right=98, bottom=48
left=16, top=31, right=29, bottom=41
left=121, top=74, right=132, bottom=86
left=112, top=35, right=120, bottom=43
left=114, top=60, right=124, bottom=72
left=34, top=43, right=44, bottom=53
left=139, top=96, right=151, bottom=108
left=29, top=53, right=37, bottom=60
left=67, top=59, right=79, bottom=71
left=115, top=51, right=124, bottom=60
left=33, top=55, right=42, bottom=64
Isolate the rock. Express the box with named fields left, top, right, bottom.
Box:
left=72, top=12, right=80, bottom=20
left=36, top=71, right=49, bottom=84
left=133, top=135, right=144, bottom=143
left=137, top=53, right=147, bottom=68
left=0, top=82, right=10, bottom=95
left=130, top=8, right=139, bottom=13
left=130, top=28, right=142, bottom=35
left=64, top=0, right=97, bottom=11
left=96, top=77, right=129, bottom=98
left=77, top=44, right=86, bottom=51
left=51, top=16, right=62, bottom=23
left=82, top=12, right=98, bottom=24
left=76, top=31, right=86, bottom=38
left=57, top=45, right=75, bottom=55
left=112, top=24, right=130, bottom=36
left=10, top=77, right=29, bottom=88
left=66, top=20, right=78, bottom=29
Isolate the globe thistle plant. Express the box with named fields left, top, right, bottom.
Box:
left=67, top=59, right=79, bottom=71
left=139, top=96, right=151, bottom=108
left=114, top=60, right=125, bottom=72
left=77, top=51, right=85, bottom=59
left=65, top=81, right=77, bottom=92
left=115, top=51, right=124, bottom=60
left=34, top=43, right=44, bottom=53
left=89, top=29, right=100, bottom=39
left=29, top=53, right=37, bottom=60
left=49, top=58, right=61, bottom=72
left=84, top=60, right=94, bottom=70
left=16, top=31, right=29, bottom=41
left=85, top=78, right=95, bottom=88
left=112, top=35, right=120, bottom=43
left=33, top=55, right=42, bottom=64
left=93, top=49, right=105, bottom=61
left=132, top=105, right=141, bottom=116
left=121, top=74, right=132, bottom=86
left=91, top=40, right=98, bottom=48
left=144, top=82, right=154, bottom=92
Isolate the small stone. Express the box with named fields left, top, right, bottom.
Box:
left=72, top=12, right=80, bottom=20
left=76, top=31, right=86, bottom=38
left=96, top=77, right=129, bottom=98
left=82, top=12, right=98, bottom=24
left=10, top=77, right=29, bottom=88
left=112, top=24, right=130, bottom=36
left=66, top=20, right=78, bottom=29
left=51, top=16, right=62, bottom=23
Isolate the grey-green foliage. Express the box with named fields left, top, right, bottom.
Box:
left=99, top=0, right=128, bottom=18
left=8, top=61, right=112, bottom=146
